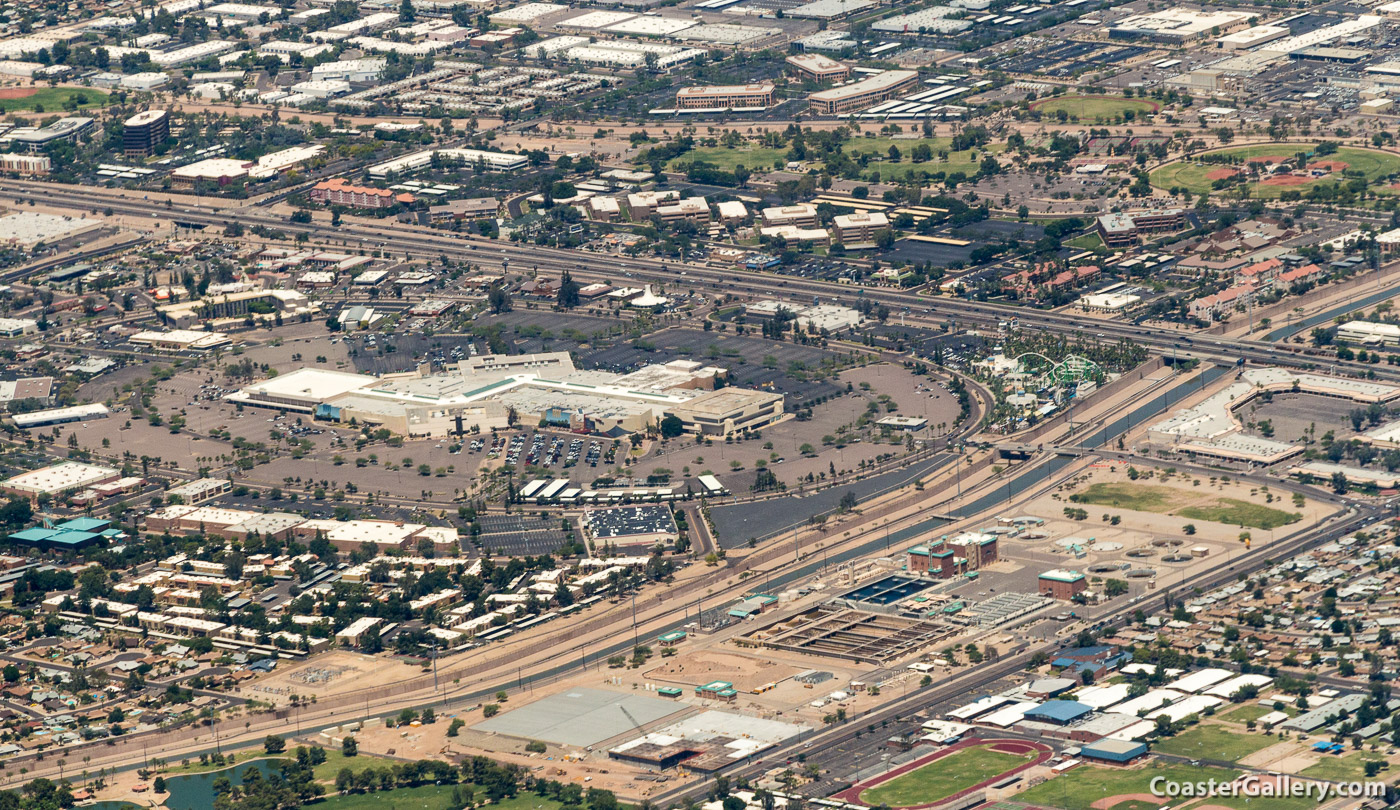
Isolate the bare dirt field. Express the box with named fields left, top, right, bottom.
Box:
left=643, top=649, right=803, bottom=692
left=244, top=651, right=413, bottom=704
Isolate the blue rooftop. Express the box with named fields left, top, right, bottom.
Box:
left=45, top=530, right=100, bottom=547
left=58, top=517, right=110, bottom=533
left=1024, top=701, right=1093, bottom=724
left=8, top=528, right=56, bottom=542
left=1058, top=645, right=1115, bottom=659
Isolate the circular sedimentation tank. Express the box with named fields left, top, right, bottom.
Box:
left=1126, top=568, right=1157, bottom=579
left=1126, top=549, right=1156, bottom=559
left=1162, top=553, right=1192, bottom=563
left=1089, top=562, right=1125, bottom=574
left=1151, top=538, right=1185, bottom=548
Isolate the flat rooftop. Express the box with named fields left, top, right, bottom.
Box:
left=472, top=687, right=686, bottom=747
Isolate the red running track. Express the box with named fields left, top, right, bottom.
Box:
left=834, top=737, right=1054, bottom=810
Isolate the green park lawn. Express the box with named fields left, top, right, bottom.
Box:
left=667, top=146, right=791, bottom=173
left=1070, top=483, right=1300, bottom=529
left=1067, top=233, right=1105, bottom=251
left=312, top=748, right=402, bottom=782
left=1070, top=483, right=1184, bottom=511
left=1175, top=498, right=1301, bottom=530
left=1029, top=95, right=1160, bottom=121
left=0, top=86, right=111, bottom=113
left=1152, top=724, right=1276, bottom=763
left=845, top=137, right=1006, bottom=182
left=859, top=743, right=1033, bottom=807
left=314, top=785, right=563, bottom=810
left=160, top=751, right=284, bottom=776
left=1150, top=144, right=1400, bottom=199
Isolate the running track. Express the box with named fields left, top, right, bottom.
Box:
left=835, top=738, right=1055, bottom=810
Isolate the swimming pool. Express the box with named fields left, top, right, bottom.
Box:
left=843, top=575, right=932, bottom=605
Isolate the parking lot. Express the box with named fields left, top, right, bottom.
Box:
left=474, top=513, right=571, bottom=557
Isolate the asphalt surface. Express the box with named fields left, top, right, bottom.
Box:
left=0, top=179, right=1392, bottom=385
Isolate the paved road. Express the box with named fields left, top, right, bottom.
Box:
left=0, top=180, right=1391, bottom=385
left=650, top=506, right=1375, bottom=808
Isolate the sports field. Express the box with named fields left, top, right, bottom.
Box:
left=0, top=86, right=111, bottom=112
left=1018, top=761, right=1317, bottom=810
left=1152, top=724, right=1276, bottom=762
left=857, top=742, right=1038, bottom=807
left=1150, top=144, right=1400, bottom=199
left=1029, top=95, right=1160, bottom=121
left=1019, top=763, right=1233, bottom=810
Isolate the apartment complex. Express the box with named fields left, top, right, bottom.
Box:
left=310, top=177, right=416, bottom=209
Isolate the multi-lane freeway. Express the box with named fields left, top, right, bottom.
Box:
left=0, top=177, right=1390, bottom=800
left=0, top=179, right=1388, bottom=383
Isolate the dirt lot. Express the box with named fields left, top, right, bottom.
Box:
left=244, top=651, right=414, bottom=704
left=643, top=650, right=803, bottom=693
left=1012, top=461, right=1335, bottom=576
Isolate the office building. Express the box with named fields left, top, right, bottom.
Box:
left=809, top=70, right=918, bottom=115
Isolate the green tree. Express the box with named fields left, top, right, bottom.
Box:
left=557, top=270, right=581, bottom=309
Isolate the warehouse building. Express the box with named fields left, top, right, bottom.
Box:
left=129, top=329, right=233, bottom=352
left=11, top=404, right=110, bottom=429
left=2, top=462, right=120, bottom=501
left=1109, top=8, right=1256, bottom=43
